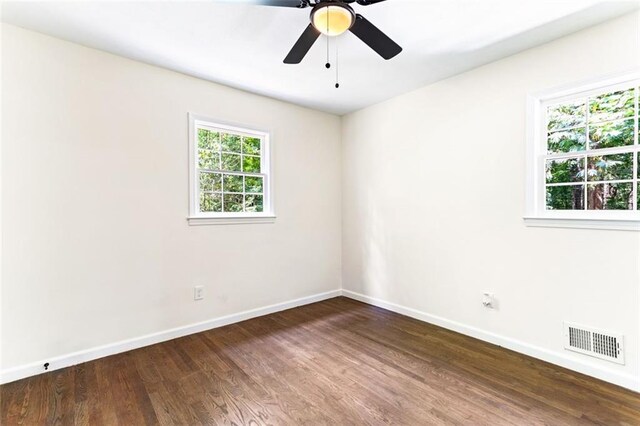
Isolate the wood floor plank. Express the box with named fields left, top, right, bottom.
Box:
left=238, top=316, right=405, bottom=425
left=204, top=325, right=339, bottom=425
left=276, top=301, right=541, bottom=425
left=2, top=297, right=639, bottom=425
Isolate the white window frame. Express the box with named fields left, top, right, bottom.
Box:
left=525, top=70, right=640, bottom=231
left=187, top=113, right=275, bottom=225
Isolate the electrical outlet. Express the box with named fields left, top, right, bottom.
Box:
left=194, top=286, right=204, bottom=301
left=482, top=292, right=495, bottom=309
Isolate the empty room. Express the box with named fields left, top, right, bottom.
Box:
left=1, top=0, right=640, bottom=424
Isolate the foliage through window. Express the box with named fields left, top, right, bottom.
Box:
left=189, top=115, right=271, bottom=220
left=543, top=83, right=639, bottom=212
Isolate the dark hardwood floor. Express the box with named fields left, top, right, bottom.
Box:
left=2, top=297, right=639, bottom=425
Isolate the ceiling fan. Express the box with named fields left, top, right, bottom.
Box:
left=247, top=0, right=402, bottom=64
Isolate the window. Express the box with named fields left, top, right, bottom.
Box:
left=526, top=72, right=640, bottom=230
left=188, top=114, right=273, bottom=225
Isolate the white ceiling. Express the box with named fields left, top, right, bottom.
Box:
left=2, top=0, right=638, bottom=114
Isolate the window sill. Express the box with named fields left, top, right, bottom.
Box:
left=187, top=215, right=276, bottom=226
left=523, top=216, right=640, bottom=231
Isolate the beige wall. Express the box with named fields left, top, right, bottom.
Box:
left=1, top=24, right=342, bottom=370
left=341, top=12, right=640, bottom=388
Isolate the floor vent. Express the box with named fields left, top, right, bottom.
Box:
left=564, top=322, right=624, bottom=364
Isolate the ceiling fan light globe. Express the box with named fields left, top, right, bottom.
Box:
left=311, top=5, right=355, bottom=36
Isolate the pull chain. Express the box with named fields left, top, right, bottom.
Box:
left=335, top=37, right=340, bottom=88
left=325, top=12, right=331, bottom=69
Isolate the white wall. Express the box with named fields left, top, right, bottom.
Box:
left=342, top=12, right=640, bottom=389
left=1, top=24, right=342, bottom=372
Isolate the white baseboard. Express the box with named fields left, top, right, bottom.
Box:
left=4, top=288, right=638, bottom=393
left=0, top=289, right=341, bottom=385
left=341, top=290, right=640, bottom=393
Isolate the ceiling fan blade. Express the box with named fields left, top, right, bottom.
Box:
left=229, top=0, right=309, bottom=8
left=284, top=24, right=321, bottom=64
left=356, top=0, right=388, bottom=5
left=349, top=14, right=402, bottom=60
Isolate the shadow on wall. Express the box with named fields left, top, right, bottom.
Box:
left=361, top=189, right=391, bottom=302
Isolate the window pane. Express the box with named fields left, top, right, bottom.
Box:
left=547, top=128, right=586, bottom=154
left=546, top=185, right=584, bottom=210
left=198, top=128, right=220, bottom=151
left=221, top=133, right=241, bottom=153
left=587, top=182, right=633, bottom=210
left=547, top=101, right=585, bottom=131
left=221, top=153, right=241, bottom=171
left=245, top=176, right=263, bottom=193
left=587, top=153, right=633, bottom=181
left=199, top=172, right=222, bottom=192
left=223, top=194, right=243, bottom=212
left=243, top=155, right=261, bottom=173
left=588, top=118, right=634, bottom=149
left=546, top=157, right=584, bottom=184
left=245, top=194, right=264, bottom=213
left=243, top=137, right=261, bottom=155
left=223, top=174, right=243, bottom=193
left=198, top=150, right=219, bottom=170
left=588, top=88, right=635, bottom=123
left=200, top=193, right=222, bottom=212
